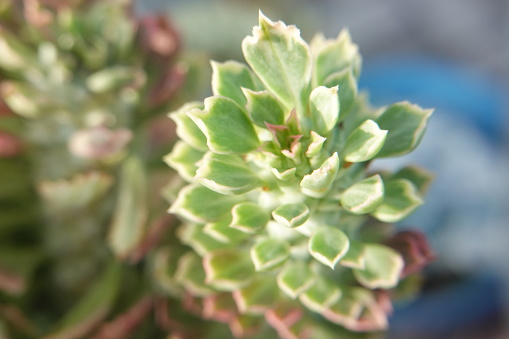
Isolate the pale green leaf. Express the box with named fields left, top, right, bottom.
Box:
left=308, top=226, right=350, bottom=269
left=188, top=96, right=260, bottom=154
left=299, top=276, right=341, bottom=313
left=272, top=203, right=309, bottom=228
left=243, top=89, right=286, bottom=127
left=233, top=276, right=279, bottom=314
left=323, top=68, right=358, bottom=117
left=343, top=120, right=387, bottom=162
left=170, top=184, right=242, bottom=223
left=305, top=131, right=326, bottom=157
left=340, top=175, right=384, bottom=214
left=174, top=252, right=214, bottom=296
left=204, top=249, right=254, bottom=291
left=300, top=152, right=340, bottom=198
left=163, top=141, right=204, bottom=182
left=309, top=86, right=340, bottom=136
left=353, top=244, right=404, bottom=289
left=108, top=157, right=148, bottom=259
left=179, top=223, right=228, bottom=257
left=376, top=102, right=433, bottom=157
left=230, top=202, right=270, bottom=233
left=392, top=165, right=434, bottom=195
left=242, top=12, right=312, bottom=114
left=211, top=60, right=263, bottom=106
left=371, top=178, right=423, bottom=222
left=86, top=66, right=137, bottom=93
left=339, top=241, right=365, bottom=269
left=276, top=261, right=315, bottom=299
left=250, top=237, right=290, bottom=271
left=169, top=102, right=208, bottom=151
left=195, top=153, right=262, bottom=195
left=203, top=216, right=248, bottom=244
left=271, top=167, right=297, bottom=182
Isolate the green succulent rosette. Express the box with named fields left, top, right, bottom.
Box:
left=164, top=12, right=433, bottom=337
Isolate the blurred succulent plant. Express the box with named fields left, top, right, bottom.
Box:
left=163, top=12, right=434, bottom=338
left=0, top=0, right=207, bottom=337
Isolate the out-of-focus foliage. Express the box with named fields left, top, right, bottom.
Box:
left=0, top=0, right=207, bottom=337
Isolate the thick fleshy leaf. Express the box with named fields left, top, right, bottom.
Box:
left=170, top=184, right=242, bottom=223
left=169, top=102, right=208, bottom=151
left=42, top=263, right=120, bottom=339
left=276, top=261, right=315, bottom=299
left=339, top=241, right=365, bottom=269
left=309, top=86, right=340, bottom=136
left=376, top=102, right=433, bottom=157
left=243, top=89, right=286, bottom=127
left=174, top=252, right=214, bottom=296
left=340, top=175, right=384, bottom=214
left=300, top=152, right=340, bottom=198
left=392, top=166, right=434, bottom=195
left=250, top=238, right=290, bottom=271
left=371, top=179, right=423, bottom=223
left=272, top=203, right=309, bottom=228
left=179, top=223, right=229, bottom=257
left=211, top=60, right=263, bottom=106
left=353, top=244, right=404, bottom=289
left=271, top=167, right=297, bottom=182
left=188, top=96, right=260, bottom=154
left=108, top=157, right=148, bottom=259
left=323, top=68, right=358, bottom=117
left=343, top=120, right=387, bottom=162
left=299, top=276, right=341, bottom=313
left=305, top=131, right=326, bottom=157
left=230, top=202, right=270, bottom=234
left=204, top=249, right=254, bottom=291
left=308, top=226, right=350, bottom=269
left=233, top=276, right=279, bottom=314
left=195, top=153, right=262, bottom=195
left=86, top=66, right=137, bottom=93
left=163, top=141, right=204, bottom=181
left=312, top=29, right=361, bottom=85
left=203, top=216, right=248, bottom=244
left=242, top=12, right=312, bottom=114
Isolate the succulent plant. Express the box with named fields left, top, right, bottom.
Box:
left=163, top=12, right=434, bottom=338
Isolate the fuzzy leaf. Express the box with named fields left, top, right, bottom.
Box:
left=300, top=152, right=340, bottom=198
left=376, top=102, right=433, bottom=157
left=242, top=12, right=312, bottom=114
left=233, top=276, right=279, bottom=314
left=339, top=241, right=365, bottom=269
left=170, top=184, right=242, bottom=223
left=195, top=153, right=262, bottom=195
left=299, top=276, right=341, bottom=313
left=108, top=157, right=148, bottom=259
left=371, top=179, right=423, bottom=222
left=169, top=102, right=208, bottom=151
left=188, top=96, right=260, bottom=154
left=175, top=252, right=214, bottom=297
left=323, top=68, right=358, bottom=117
left=340, top=175, right=384, bottom=214
left=230, top=202, right=270, bottom=234
left=250, top=238, right=290, bottom=271
left=272, top=203, right=309, bottom=228
left=353, top=244, right=404, bottom=289
left=343, top=120, right=387, bottom=162
left=164, top=141, right=204, bottom=182
left=312, top=30, right=361, bottom=85
left=243, top=89, right=286, bottom=127
left=277, top=261, right=315, bottom=299
left=308, top=226, right=350, bottom=269
left=211, top=60, right=263, bottom=106
left=392, top=166, right=434, bottom=195
left=204, top=249, right=254, bottom=291
left=309, top=86, right=340, bottom=136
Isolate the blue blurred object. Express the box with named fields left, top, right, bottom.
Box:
left=360, top=55, right=508, bottom=338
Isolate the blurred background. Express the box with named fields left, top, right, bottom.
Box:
left=134, top=0, right=509, bottom=338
